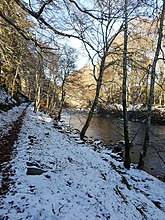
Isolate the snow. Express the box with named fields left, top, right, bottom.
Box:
left=0, top=106, right=165, bottom=219
left=0, top=86, right=27, bottom=136
left=0, top=87, right=16, bottom=106
left=0, top=103, right=27, bottom=136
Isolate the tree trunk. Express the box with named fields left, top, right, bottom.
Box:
left=34, top=73, right=41, bottom=112
left=46, top=82, right=51, bottom=112
left=80, top=57, right=105, bottom=140
left=158, top=60, right=164, bottom=107
left=57, top=79, right=65, bottom=121
left=159, top=90, right=162, bottom=106
left=122, top=0, right=131, bottom=169
left=145, top=69, right=149, bottom=107
left=11, top=66, right=19, bottom=97
left=138, top=0, right=165, bottom=169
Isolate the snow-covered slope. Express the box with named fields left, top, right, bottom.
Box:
left=0, top=103, right=27, bottom=136
left=0, top=87, right=17, bottom=109
left=0, top=106, right=165, bottom=219
left=0, top=87, right=29, bottom=112
left=0, top=86, right=29, bottom=136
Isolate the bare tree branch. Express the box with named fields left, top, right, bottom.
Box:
left=0, top=10, right=59, bottom=51
left=14, top=0, right=99, bottom=53
left=0, top=10, right=33, bottom=42
left=68, top=0, right=101, bottom=20
left=36, top=0, right=53, bottom=18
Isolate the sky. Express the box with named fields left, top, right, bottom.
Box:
left=16, top=0, right=164, bottom=70
left=69, top=37, right=89, bottom=69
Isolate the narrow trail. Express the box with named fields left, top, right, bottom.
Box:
left=0, top=106, right=165, bottom=219
left=0, top=105, right=28, bottom=195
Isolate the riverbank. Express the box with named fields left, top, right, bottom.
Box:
left=63, top=105, right=165, bottom=125
left=62, top=109, right=165, bottom=182
left=1, top=106, right=165, bottom=219
left=97, top=107, right=165, bottom=125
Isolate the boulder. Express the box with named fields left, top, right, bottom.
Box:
left=26, top=167, right=46, bottom=175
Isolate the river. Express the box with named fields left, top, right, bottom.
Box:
left=62, top=110, right=165, bottom=182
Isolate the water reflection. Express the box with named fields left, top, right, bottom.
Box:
left=62, top=110, right=165, bottom=181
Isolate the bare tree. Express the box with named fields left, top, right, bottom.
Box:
left=122, top=0, right=131, bottom=168
left=137, top=0, right=165, bottom=169
left=56, top=45, right=77, bottom=121
left=63, top=0, right=125, bottom=139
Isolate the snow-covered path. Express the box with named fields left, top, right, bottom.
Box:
left=0, top=103, right=28, bottom=137
left=0, top=106, right=165, bottom=219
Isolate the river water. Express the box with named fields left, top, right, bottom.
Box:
left=62, top=110, right=165, bottom=181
